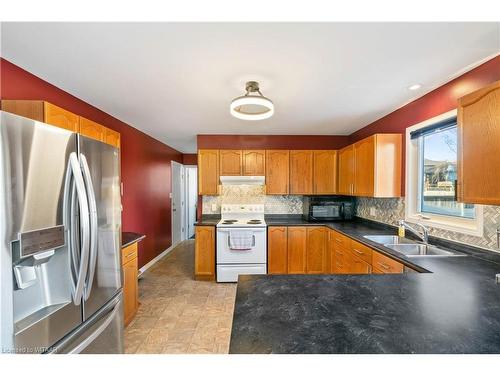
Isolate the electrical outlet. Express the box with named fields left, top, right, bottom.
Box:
left=369, top=207, right=377, bottom=216
left=211, top=203, right=217, bottom=212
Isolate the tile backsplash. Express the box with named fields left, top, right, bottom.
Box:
left=202, top=185, right=303, bottom=214
left=356, top=197, right=500, bottom=252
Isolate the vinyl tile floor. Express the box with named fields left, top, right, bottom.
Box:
left=124, top=239, right=237, bottom=354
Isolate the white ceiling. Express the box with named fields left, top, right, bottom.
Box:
left=1, top=22, right=499, bottom=153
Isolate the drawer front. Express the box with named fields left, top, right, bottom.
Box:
left=372, top=251, right=403, bottom=274
left=332, top=230, right=351, bottom=250
left=122, top=243, right=138, bottom=265
left=349, top=253, right=372, bottom=274
left=349, top=240, right=373, bottom=264
left=333, top=247, right=349, bottom=274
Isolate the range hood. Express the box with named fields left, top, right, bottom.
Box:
left=220, top=176, right=265, bottom=185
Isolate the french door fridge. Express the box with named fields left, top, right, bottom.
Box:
left=0, top=110, right=123, bottom=354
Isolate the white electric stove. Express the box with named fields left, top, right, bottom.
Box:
left=216, top=204, right=267, bottom=282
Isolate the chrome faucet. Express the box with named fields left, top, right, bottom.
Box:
left=399, top=220, right=429, bottom=244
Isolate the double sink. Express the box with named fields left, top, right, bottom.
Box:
left=363, top=235, right=466, bottom=257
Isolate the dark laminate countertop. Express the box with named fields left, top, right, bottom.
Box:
left=122, top=232, right=146, bottom=248
left=229, top=217, right=500, bottom=354
left=194, top=215, right=221, bottom=226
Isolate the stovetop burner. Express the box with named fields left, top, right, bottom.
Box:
left=247, top=220, right=262, bottom=224
left=222, top=220, right=237, bottom=224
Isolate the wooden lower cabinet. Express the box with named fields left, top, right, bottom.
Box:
left=268, top=226, right=288, bottom=274
left=194, top=226, right=216, bottom=280
left=306, top=227, right=328, bottom=274
left=270, top=226, right=406, bottom=276
left=287, top=227, right=307, bottom=274
left=122, top=243, right=139, bottom=326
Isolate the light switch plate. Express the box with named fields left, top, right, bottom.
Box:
left=369, top=207, right=377, bottom=216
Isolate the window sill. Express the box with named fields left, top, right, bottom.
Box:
left=405, top=210, right=483, bottom=237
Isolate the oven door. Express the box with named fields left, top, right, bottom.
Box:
left=216, top=228, right=267, bottom=264
left=310, top=203, right=343, bottom=220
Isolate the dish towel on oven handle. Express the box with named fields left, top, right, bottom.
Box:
left=229, top=230, right=254, bottom=250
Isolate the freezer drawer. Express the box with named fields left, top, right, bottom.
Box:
left=49, top=292, right=123, bottom=354
left=217, top=264, right=267, bottom=283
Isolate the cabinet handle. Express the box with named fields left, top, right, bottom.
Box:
left=353, top=248, right=363, bottom=255
left=377, top=262, right=390, bottom=270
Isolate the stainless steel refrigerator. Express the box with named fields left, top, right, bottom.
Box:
left=0, top=110, right=123, bottom=354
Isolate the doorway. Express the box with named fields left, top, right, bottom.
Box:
left=184, top=165, right=198, bottom=239
left=171, top=161, right=184, bottom=246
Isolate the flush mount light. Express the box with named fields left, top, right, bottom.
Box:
left=408, top=84, right=422, bottom=91
left=230, top=81, right=274, bottom=120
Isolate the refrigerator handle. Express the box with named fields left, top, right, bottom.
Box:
left=68, top=153, right=91, bottom=305
left=80, top=154, right=98, bottom=301
left=63, top=158, right=78, bottom=291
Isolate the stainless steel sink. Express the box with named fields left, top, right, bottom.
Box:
left=363, top=235, right=402, bottom=245
left=363, top=235, right=466, bottom=257
left=384, top=243, right=465, bottom=257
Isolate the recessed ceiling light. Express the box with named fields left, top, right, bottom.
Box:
left=408, top=84, right=421, bottom=91
left=230, top=81, right=274, bottom=121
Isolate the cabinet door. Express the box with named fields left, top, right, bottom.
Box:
left=306, top=227, right=327, bottom=274
left=44, top=102, right=80, bottom=132
left=220, top=150, right=242, bottom=175
left=198, top=150, right=219, bottom=195
left=266, top=150, right=289, bottom=194
left=242, top=150, right=266, bottom=175
left=372, top=251, right=403, bottom=274
left=289, top=150, right=313, bottom=194
left=194, top=226, right=215, bottom=280
left=458, top=80, right=500, bottom=205
left=338, top=145, right=354, bottom=195
left=349, top=254, right=371, bottom=274
left=313, top=150, right=337, bottom=194
left=287, top=227, right=307, bottom=274
left=79, top=116, right=106, bottom=142
left=105, top=127, right=121, bottom=148
left=333, top=246, right=349, bottom=274
left=268, top=226, right=288, bottom=274
left=353, top=136, right=375, bottom=196
left=123, top=257, right=138, bottom=326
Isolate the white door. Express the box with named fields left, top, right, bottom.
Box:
left=185, top=167, right=198, bottom=238
left=171, top=161, right=184, bottom=246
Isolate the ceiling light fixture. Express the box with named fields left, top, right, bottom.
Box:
left=230, top=81, right=274, bottom=120
left=408, top=84, right=422, bottom=91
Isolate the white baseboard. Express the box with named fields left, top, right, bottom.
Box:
left=138, top=244, right=175, bottom=275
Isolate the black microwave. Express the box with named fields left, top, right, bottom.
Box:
left=302, top=196, right=354, bottom=222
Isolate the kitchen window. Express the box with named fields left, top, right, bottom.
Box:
left=405, top=109, right=483, bottom=236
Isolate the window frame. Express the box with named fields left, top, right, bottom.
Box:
left=405, top=109, right=483, bottom=236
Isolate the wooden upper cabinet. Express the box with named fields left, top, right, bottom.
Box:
left=338, top=145, right=354, bottom=195
left=289, top=150, right=313, bottom=194
left=313, top=150, right=337, bottom=194
left=268, top=226, right=288, bottom=274
left=198, top=149, right=219, bottom=195
left=79, top=116, right=105, bottom=142
left=306, top=227, right=328, bottom=274
left=194, top=226, right=216, bottom=280
left=105, top=127, right=121, bottom=148
left=355, top=134, right=401, bottom=198
left=266, top=150, right=290, bottom=194
left=353, top=136, right=376, bottom=196
left=457, top=80, right=500, bottom=205
left=242, top=150, right=266, bottom=175
left=1, top=100, right=79, bottom=132
left=287, top=227, right=307, bottom=274
left=220, top=150, right=242, bottom=175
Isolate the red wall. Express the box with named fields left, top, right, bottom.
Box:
left=0, top=58, right=183, bottom=268
left=197, top=134, right=350, bottom=150
left=349, top=56, right=500, bottom=193
left=182, top=154, right=198, bottom=165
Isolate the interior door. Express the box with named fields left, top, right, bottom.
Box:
left=79, top=136, right=122, bottom=320
left=171, top=161, right=184, bottom=245
left=186, top=167, right=198, bottom=238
